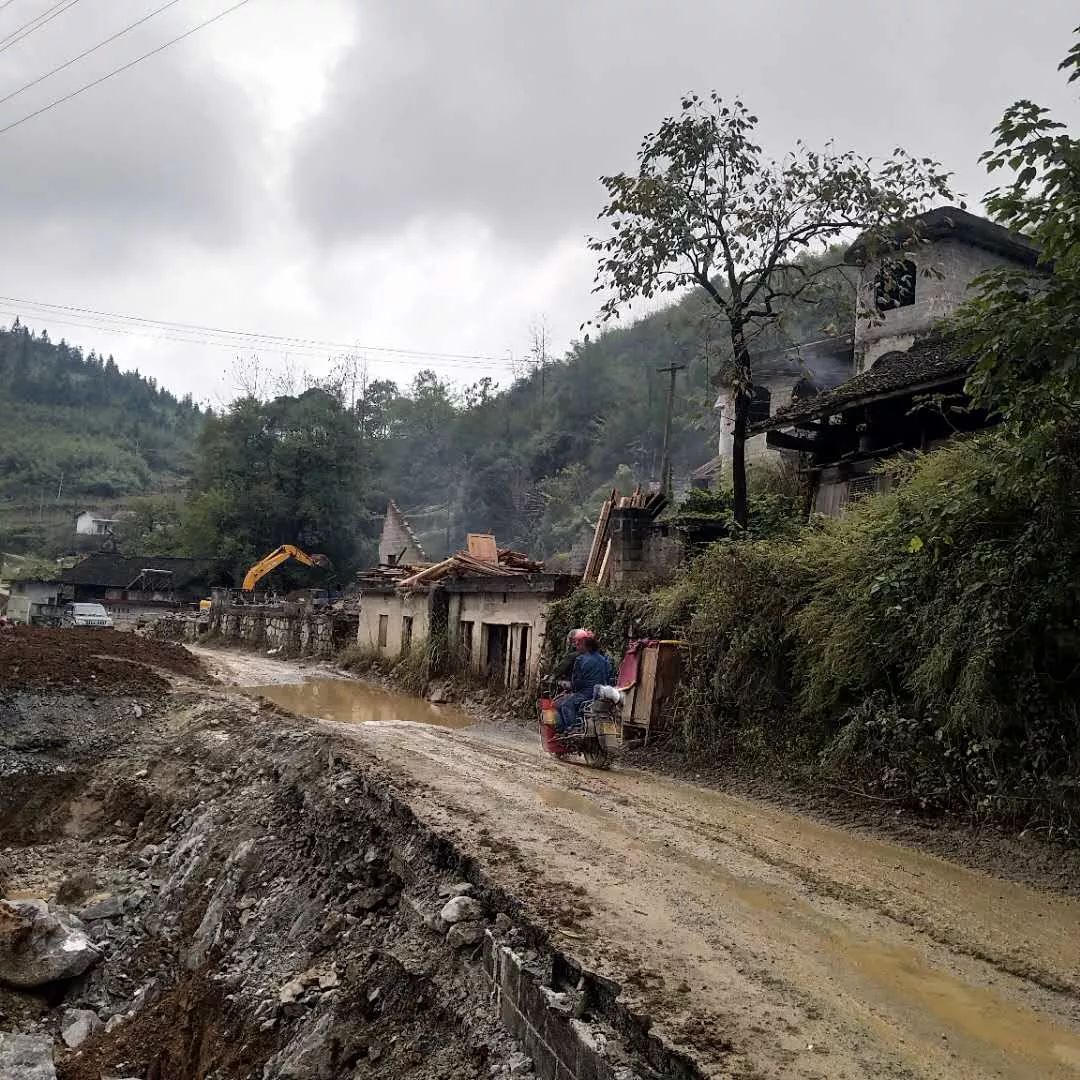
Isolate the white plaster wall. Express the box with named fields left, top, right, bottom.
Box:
left=456, top=591, right=550, bottom=684
left=854, top=239, right=1022, bottom=371
left=357, top=591, right=430, bottom=657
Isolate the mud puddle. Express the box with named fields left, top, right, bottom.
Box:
left=245, top=677, right=474, bottom=729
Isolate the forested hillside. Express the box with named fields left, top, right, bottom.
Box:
left=373, top=253, right=851, bottom=559
left=0, top=320, right=204, bottom=552
left=0, top=250, right=849, bottom=566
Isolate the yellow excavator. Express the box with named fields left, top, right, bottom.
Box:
left=241, top=544, right=331, bottom=592
left=198, top=545, right=331, bottom=609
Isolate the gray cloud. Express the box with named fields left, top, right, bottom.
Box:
left=293, top=0, right=1080, bottom=249
left=0, top=0, right=1076, bottom=404
left=0, top=1, right=263, bottom=248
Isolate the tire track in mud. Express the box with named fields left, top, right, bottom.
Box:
left=331, top=719, right=1080, bottom=1080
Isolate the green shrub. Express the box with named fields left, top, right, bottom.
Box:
left=794, top=425, right=1080, bottom=834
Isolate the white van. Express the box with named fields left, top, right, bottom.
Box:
left=62, top=602, right=114, bottom=629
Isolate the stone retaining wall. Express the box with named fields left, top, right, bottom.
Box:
left=152, top=605, right=355, bottom=659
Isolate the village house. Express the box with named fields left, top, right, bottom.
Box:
left=748, top=206, right=1041, bottom=515
left=695, top=333, right=854, bottom=487
left=74, top=510, right=121, bottom=537
left=60, top=553, right=229, bottom=628
left=357, top=511, right=575, bottom=690
left=5, top=575, right=62, bottom=624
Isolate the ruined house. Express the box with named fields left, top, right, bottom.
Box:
left=750, top=207, right=1040, bottom=515
left=357, top=518, right=575, bottom=689
left=378, top=500, right=428, bottom=567
left=696, top=334, right=854, bottom=486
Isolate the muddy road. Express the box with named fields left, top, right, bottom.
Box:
left=209, top=647, right=1080, bottom=1080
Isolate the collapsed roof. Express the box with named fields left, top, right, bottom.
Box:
left=753, top=337, right=970, bottom=431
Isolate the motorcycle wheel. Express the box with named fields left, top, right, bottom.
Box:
left=580, top=741, right=612, bottom=769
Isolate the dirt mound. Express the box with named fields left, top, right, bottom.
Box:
left=0, top=627, right=205, bottom=694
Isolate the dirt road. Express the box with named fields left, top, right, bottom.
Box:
left=208, top=649, right=1080, bottom=1080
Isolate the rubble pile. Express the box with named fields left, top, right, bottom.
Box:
left=0, top=679, right=539, bottom=1080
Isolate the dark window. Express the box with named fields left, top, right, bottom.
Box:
left=874, top=259, right=916, bottom=311
left=401, top=615, right=413, bottom=653
left=747, top=385, right=771, bottom=424
left=377, top=613, right=388, bottom=648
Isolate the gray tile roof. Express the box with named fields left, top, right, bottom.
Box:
left=754, top=337, right=971, bottom=431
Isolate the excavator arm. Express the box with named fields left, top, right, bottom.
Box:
left=241, top=545, right=330, bottom=592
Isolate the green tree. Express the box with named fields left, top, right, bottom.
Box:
left=955, top=27, right=1080, bottom=432
left=188, top=387, right=375, bottom=580
left=589, top=93, right=952, bottom=526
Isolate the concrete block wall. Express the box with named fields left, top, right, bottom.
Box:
left=608, top=508, right=683, bottom=589
left=483, top=934, right=642, bottom=1080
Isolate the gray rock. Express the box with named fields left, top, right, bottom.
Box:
left=446, top=920, right=485, bottom=949
left=61, top=1008, right=102, bottom=1049
left=438, top=882, right=474, bottom=899
left=79, top=894, right=124, bottom=921
left=439, top=895, right=485, bottom=925
left=0, top=1033, right=56, bottom=1080
left=507, top=1051, right=533, bottom=1075
left=495, top=913, right=513, bottom=933
left=183, top=838, right=257, bottom=970
left=262, top=1014, right=335, bottom=1079
left=0, top=899, right=101, bottom=988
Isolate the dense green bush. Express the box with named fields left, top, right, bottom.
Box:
left=547, top=424, right=1080, bottom=836
left=796, top=425, right=1080, bottom=832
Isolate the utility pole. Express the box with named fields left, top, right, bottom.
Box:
left=656, top=363, right=686, bottom=498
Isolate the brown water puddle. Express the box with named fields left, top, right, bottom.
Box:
left=246, top=678, right=473, bottom=729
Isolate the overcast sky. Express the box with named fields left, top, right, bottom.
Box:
left=0, top=0, right=1076, bottom=405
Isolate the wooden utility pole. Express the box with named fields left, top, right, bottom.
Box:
left=656, top=363, right=686, bottom=497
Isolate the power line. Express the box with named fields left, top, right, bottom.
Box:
left=0, top=0, right=254, bottom=137
left=0, top=309, right=521, bottom=374
left=0, top=307, right=526, bottom=374
left=0, top=294, right=521, bottom=364
left=0, top=0, right=185, bottom=109
left=0, top=0, right=82, bottom=55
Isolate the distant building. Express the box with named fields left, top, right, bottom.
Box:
left=60, top=553, right=230, bottom=629
left=753, top=207, right=1042, bottom=515
left=6, top=577, right=62, bottom=625
left=74, top=510, right=119, bottom=537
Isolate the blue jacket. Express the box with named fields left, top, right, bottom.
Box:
left=571, top=651, right=616, bottom=696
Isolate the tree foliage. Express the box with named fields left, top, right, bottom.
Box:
left=186, top=387, right=379, bottom=577
left=955, top=25, right=1080, bottom=432
left=0, top=321, right=202, bottom=503
left=589, top=92, right=952, bottom=524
